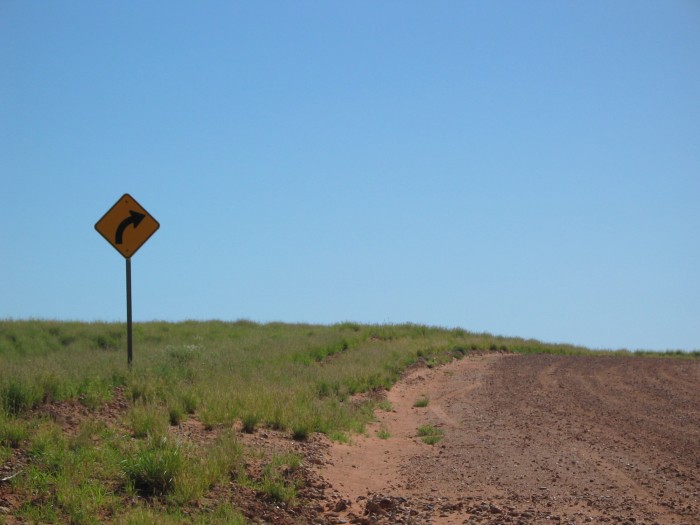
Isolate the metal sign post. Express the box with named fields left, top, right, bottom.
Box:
left=95, top=194, right=159, bottom=368
left=126, top=258, right=133, bottom=368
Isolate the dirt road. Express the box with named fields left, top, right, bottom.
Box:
left=319, top=353, right=700, bottom=525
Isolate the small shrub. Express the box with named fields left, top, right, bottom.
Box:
left=180, top=391, right=199, bottom=414
left=111, top=371, right=129, bottom=387
left=168, top=405, right=184, bottom=426
left=122, top=437, right=183, bottom=496
left=172, top=431, right=242, bottom=504
left=207, top=504, right=247, bottom=525
left=421, top=433, right=443, bottom=445
left=328, top=430, right=349, bottom=443
left=0, top=445, right=10, bottom=463
left=113, top=508, right=167, bottom=525
left=78, top=378, right=112, bottom=410
left=316, top=381, right=331, bottom=398
left=413, top=396, right=429, bottom=408
left=241, top=413, right=259, bottom=434
left=451, top=346, right=467, bottom=358
left=0, top=417, right=28, bottom=448
left=377, top=426, right=391, bottom=440
left=94, top=332, right=121, bottom=350
left=29, top=422, right=67, bottom=471
left=70, top=418, right=107, bottom=452
left=261, top=477, right=296, bottom=504
left=39, top=373, right=64, bottom=403
left=417, top=424, right=444, bottom=445
left=208, top=430, right=242, bottom=475
left=2, top=379, right=41, bottom=415
left=55, top=476, right=114, bottom=525
left=268, top=408, right=286, bottom=431
left=377, top=399, right=393, bottom=412
left=18, top=497, right=60, bottom=523
left=259, top=453, right=301, bottom=504
left=166, top=345, right=200, bottom=365
left=129, top=403, right=167, bottom=439
left=291, top=421, right=312, bottom=441
left=130, top=379, right=159, bottom=405
left=199, top=404, right=232, bottom=431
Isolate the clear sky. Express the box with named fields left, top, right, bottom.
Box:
left=2, top=1, right=699, bottom=351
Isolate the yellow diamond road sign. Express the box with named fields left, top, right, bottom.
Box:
left=95, top=194, right=159, bottom=258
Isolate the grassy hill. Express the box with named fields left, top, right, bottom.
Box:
left=0, top=320, right=696, bottom=524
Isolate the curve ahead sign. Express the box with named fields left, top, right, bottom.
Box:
left=95, top=194, right=159, bottom=258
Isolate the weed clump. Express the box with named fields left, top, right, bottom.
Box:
left=258, top=453, right=302, bottom=505
left=128, top=403, right=168, bottom=439
left=241, top=413, right=259, bottom=434
left=377, top=425, right=391, bottom=439
left=291, top=421, right=312, bottom=441
left=179, top=391, right=199, bottom=414
left=377, top=399, right=393, bottom=412
left=168, top=405, right=184, bottom=426
left=122, top=437, right=183, bottom=496
left=0, top=416, right=28, bottom=448
left=417, top=424, right=444, bottom=445
left=413, top=396, right=430, bottom=408
left=2, top=379, right=41, bottom=415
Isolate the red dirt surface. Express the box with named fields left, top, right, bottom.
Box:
left=318, top=353, right=700, bottom=525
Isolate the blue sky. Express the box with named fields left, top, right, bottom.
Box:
left=2, top=1, right=699, bottom=351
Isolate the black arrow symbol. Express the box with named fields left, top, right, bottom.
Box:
left=115, top=211, right=146, bottom=244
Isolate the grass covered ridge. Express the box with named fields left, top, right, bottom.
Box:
left=0, top=320, right=697, bottom=523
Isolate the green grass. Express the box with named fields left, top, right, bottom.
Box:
left=413, top=396, right=430, bottom=408
left=241, top=412, right=260, bottom=434
left=0, top=319, right=697, bottom=523
left=171, top=430, right=243, bottom=505
left=0, top=414, right=28, bottom=448
left=12, top=417, right=125, bottom=524
left=291, top=419, right=312, bottom=441
left=128, top=402, right=169, bottom=439
left=376, top=425, right=391, bottom=439
left=240, top=451, right=302, bottom=505
left=417, top=424, right=444, bottom=445
left=377, top=399, right=393, bottom=412
left=122, top=436, right=184, bottom=496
